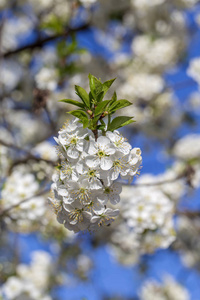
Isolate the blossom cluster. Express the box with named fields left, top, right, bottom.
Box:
left=109, top=172, right=177, bottom=265
left=49, top=117, right=142, bottom=233
left=140, top=275, right=190, bottom=300
left=1, top=166, right=47, bottom=228
left=177, top=215, right=200, bottom=270
left=0, top=251, right=52, bottom=300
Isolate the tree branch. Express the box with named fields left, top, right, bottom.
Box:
left=1, top=23, right=89, bottom=58
left=0, top=139, right=57, bottom=169
left=121, top=173, right=184, bottom=187
left=0, top=187, right=50, bottom=217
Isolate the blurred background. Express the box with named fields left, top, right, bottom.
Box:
left=1, top=0, right=200, bottom=299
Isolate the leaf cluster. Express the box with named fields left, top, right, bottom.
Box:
left=60, top=74, right=134, bottom=132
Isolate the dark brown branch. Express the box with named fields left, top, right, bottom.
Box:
left=1, top=23, right=89, bottom=58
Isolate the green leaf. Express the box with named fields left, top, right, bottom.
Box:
left=88, top=75, right=116, bottom=102
left=108, top=91, right=117, bottom=108
left=97, top=124, right=106, bottom=130
left=94, top=100, right=111, bottom=116
left=59, top=99, right=85, bottom=108
left=107, top=116, right=135, bottom=131
left=88, top=119, right=97, bottom=130
left=89, top=91, right=94, bottom=104
left=68, top=110, right=89, bottom=128
left=75, top=85, right=90, bottom=108
left=41, top=15, right=63, bottom=34
left=96, top=91, right=104, bottom=103
left=109, top=99, right=132, bottom=113
left=102, top=78, right=116, bottom=95
left=88, top=74, right=103, bottom=100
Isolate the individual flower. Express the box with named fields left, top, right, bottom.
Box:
left=76, top=161, right=105, bottom=189
left=85, top=136, right=116, bottom=170
left=106, top=131, right=132, bottom=155
left=55, top=123, right=88, bottom=160
left=97, top=182, right=122, bottom=205
left=91, top=208, right=120, bottom=227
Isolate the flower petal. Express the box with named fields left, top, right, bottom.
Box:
left=100, top=157, right=113, bottom=170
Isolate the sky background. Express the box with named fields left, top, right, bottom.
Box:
left=2, top=4, right=200, bottom=300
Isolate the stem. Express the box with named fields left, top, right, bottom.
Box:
left=92, top=129, right=98, bottom=141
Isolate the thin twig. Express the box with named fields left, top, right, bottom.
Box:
left=0, top=187, right=50, bottom=217
left=176, top=210, right=200, bottom=218
left=0, top=139, right=57, bottom=166
left=44, top=105, right=56, bottom=131
left=121, top=174, right=184, bottom=187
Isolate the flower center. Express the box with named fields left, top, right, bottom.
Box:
left=114, top=137, right=123, bottom=147
left=70, top=137, right=77, bottom=145
left=73, top=188, right=90, bottom=204
left=136, top=149, right=141, bottom=155
left=113, top=159, right=121, bottom=167
left=104, top=187, right=111, bottom=194
left=88, top=169, right=96, bottom=178
left=69, top=208, right=83, bottom=223
left=97, top=150, right=105, bottom=157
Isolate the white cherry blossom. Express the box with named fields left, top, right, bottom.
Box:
left=85, top=136, right=116, bottom=170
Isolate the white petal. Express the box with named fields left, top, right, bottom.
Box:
left=91, top=216, right=100, bottom=223
left=90, top=178, right=103, bottom=190
left=88, top=141, right=97, bottom=155
left=110, top=194, right=120, bottom=205
left=93, top=201, right=105, bottom=214
left=85, top=156, right=100, bottom=168
left=67, top=147, right=79, bottom=159
left=106, top=131, right=115, bottom=142
left=57, top=186, right=68, bottom=197
left=76, top=140, right=84, bottom=151
left=112, top=182, right=122, bottom=194
left=97, top=193, right=108, bottom=204
left=97, top=136, right=110, bottom=146
left=105, top=208, right=119, bottom=217
left=63, top=196, right=74, bottom=204
left=100, top=157, right=113, bottom=170
left=109, top=168, right=119, bottom=180
left=77, top=128, right=88, bottom=138
left=52, top=173, right=59, bottom=182
left=105, top=144, right=115, bottom=155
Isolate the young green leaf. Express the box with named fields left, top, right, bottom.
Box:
left=97, top=124, right=106, bottom=130
left=109, top=99, right=132, bottom=113
left=108, top=91, right=117, bottom=108
left=68, top=110, right=89, bottom=128
left=107, top=116, right=135, bottom=131
left=96, top=91, right=104, bottom=103
left=102, top=78, right=116, bottom=95
left=88, top=74, right=103, bottom=100
left=94, top=100, right=111, bottom=116
left=75, top=85, right=90, bottom=108
left=59, top=99, right=85, bottom=108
